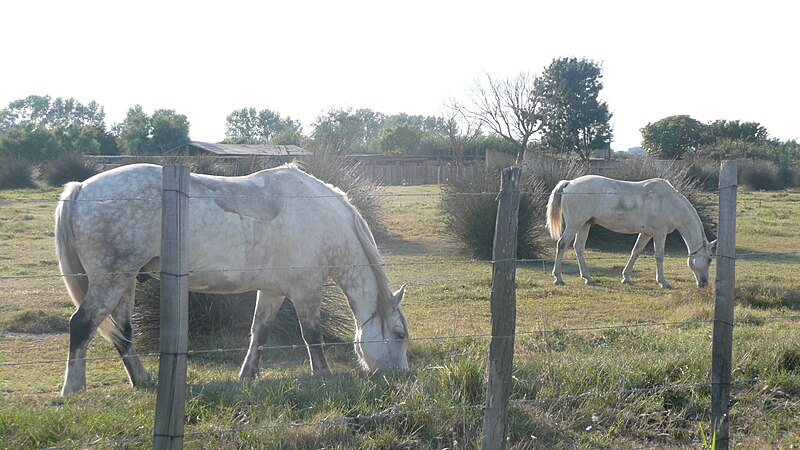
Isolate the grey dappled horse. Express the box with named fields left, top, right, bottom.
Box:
left=55, top=164, right=409, bottom=395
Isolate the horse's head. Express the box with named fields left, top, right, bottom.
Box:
left=687, top=240, right=716, bottom=287
left=354, top=285, right=409, bottom=371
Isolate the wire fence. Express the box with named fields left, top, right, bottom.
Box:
left=2, top=179, right=800, bottom=448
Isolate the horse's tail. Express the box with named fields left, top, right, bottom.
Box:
left=546, top=180, right=570, bottom=240
left=55, top=182, right=122, bottom=344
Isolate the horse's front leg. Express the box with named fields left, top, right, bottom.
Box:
left=652, top=233, right=672, bottom=289
left=239, top=291, right=284, bottom=380
left=291, top=289, right=330, bottom=374
left=622, top=233, right=652, bottom=285
left=298, top=315, right=330, bottom=374
left=574, top=223, right=595, bottom=285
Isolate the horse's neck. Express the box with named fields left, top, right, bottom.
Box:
left=332, top=261, right=383, bottom=326
left=675, top=197, right=705, bottom=254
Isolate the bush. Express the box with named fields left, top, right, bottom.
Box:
left=0, top=158, right=35, bottom=189
left=440, top=168, right=547, bottom=260
left=296, top=152, right=386, bottom=235
left=525, top=155, right=590, bottom=192
left=684, top=158, right=720, bottom=192
left=42, top=153, right=98, bottom=186
left=132, top=279, right=353, bottom=354
left=737, top=159, right=789, bottom=191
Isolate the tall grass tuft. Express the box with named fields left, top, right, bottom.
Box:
left=737, top=159, right=790, bottom=191
left=132, top=279, right=353, bottom=354
left=440, top=168, right=548, bottom=259
left=42, top=153, right=98, bottom=186
left=0, top=157, right=36, bottom=189
left=296, top=152, right=385, bottom=235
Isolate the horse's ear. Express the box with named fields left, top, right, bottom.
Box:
left=392, top=284, right=406, bottom=307
left=708, top=240, right=717, bottom=252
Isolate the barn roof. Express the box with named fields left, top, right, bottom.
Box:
left=179, top=141, right=312, bottom=156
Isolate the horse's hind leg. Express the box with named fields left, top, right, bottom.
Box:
left=239, top=291, right=284, bottom=380
left=553, top=225, right=580, bottom=285
left=574, top=223, right=595, bottom=285
left=62, top=276, right=130, bottom=395
left=622, top=233, right=652, bottom=285
left=110, top=280, right=149, bottom=387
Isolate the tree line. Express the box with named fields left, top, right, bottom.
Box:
left=1, top=57, right=797, bottom=166
left=641, top=115, right=799, bottom=163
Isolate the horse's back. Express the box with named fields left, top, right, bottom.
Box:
left=561, top=175, right=681, bottom=234
left=64, top=164, right=361, bottom=292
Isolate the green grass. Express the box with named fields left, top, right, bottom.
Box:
left=1, top=186, right=799, bottom=448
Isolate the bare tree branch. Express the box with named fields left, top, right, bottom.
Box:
left=461, top=71, right=544, bottom=164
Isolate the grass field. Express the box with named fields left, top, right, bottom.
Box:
left=0, top=184, right=798, bottom=449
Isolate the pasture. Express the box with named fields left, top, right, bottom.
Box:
left=1, top=183, right=799, bottom=449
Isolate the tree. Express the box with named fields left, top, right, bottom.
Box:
left=116, top=105, right=152, bottom=154
left=706, top=120, right=768, bottom=143
left=116, top=106, right=190, bottom=155
left=538, top=57, right=613, bottom=161
left=462, top=71, right=544, bottom=164
left=378, top=113, right=447, bottom=156
left=355, top=108, right=385, bottom=144
left=437, top=104, right=481, bottom=168
left=310, top=108, right=368, bottom=154
left=150, top=109, right=190, bottom=152
left=223, top=108, right=303, bottom=144
left=0, top=95, right=115, bottom=160
left=641, top=115, right=708, bottom=158
left=380, top=124, right=423, bottom=154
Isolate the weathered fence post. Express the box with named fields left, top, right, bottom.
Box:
left=711, top=160, right=737, bottom=450
left=153, top=165, right=190, bottom=450
left=481, top=166, right=522, bottom=450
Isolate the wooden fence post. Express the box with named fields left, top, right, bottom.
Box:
left=711, top=160, right=737, bottom=450
left=153, top=165, right=190, bottom=450
left=481, top=166, right=522, bottom=450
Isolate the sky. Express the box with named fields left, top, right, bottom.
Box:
left=2, top=0, right=798, bottom=151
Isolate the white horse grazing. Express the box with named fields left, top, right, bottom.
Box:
left=546, top=175, right=716, bottom=288
left=55, top=163, right=409, bottom=395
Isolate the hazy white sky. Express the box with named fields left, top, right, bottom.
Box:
left=2, top=0, right=797, bottom=151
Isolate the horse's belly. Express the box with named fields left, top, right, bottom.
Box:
left=594, top=212, right=651, bottom=235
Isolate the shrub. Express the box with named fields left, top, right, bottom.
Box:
left=295, top=152, right=386, bottom=235
left=737, top=159, right=787, bottom=191
left=0, top=158, right=35, bottom=189
left=684, top=158, right=720, bottom=192
left=440, top=168, right=547, bottom=260
left=132, top=279, right=353, bottom=354
left=525, top=155, right=590, bottom=192
left=42, top=153, right=98, bottom=186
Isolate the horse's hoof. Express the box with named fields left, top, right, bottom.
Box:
left=553, top=280, right=565, bottom=286
left=584, top=279, right=596, bottom=286
left=61, top=384, right=84, bottom=396
left=621, top=279, right=632, bottom=285
left=659, top=283, right=673, bottom=289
